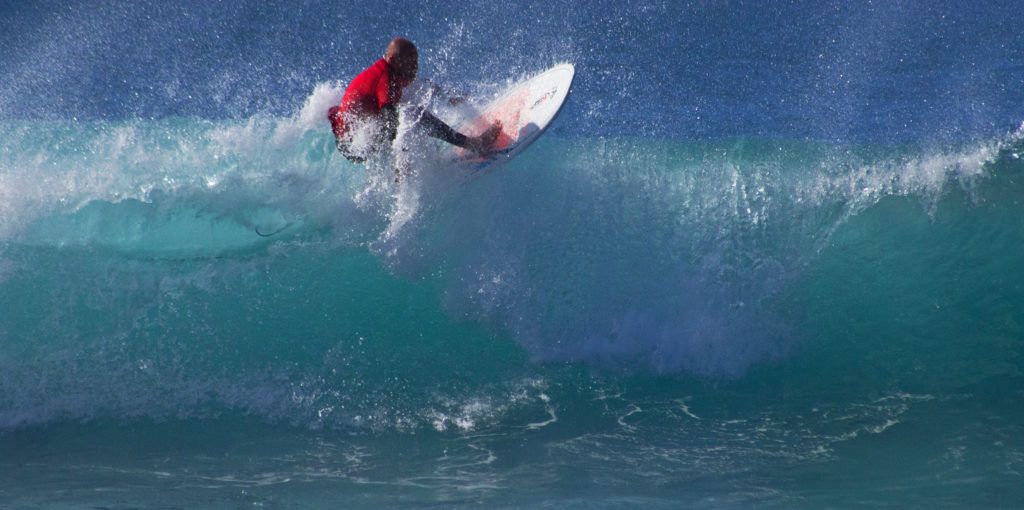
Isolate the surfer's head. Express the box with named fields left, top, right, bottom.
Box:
left=385, top=38, right=418, bottom=83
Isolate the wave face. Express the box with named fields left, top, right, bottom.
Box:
left=2, top=115, right=1023, bottom=425
left=2, top=0, right=1024, bottom=507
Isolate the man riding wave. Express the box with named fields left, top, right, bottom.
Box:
left=328, top=38, right=500, bottom=164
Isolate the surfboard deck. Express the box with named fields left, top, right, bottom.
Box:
left=442, top=63, right=575, bottom=173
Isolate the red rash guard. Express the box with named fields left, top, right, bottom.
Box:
left=329, top=59, right=410, bottom=141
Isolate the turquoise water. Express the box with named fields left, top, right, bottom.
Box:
left=3, top=1, right=1024, bottom=508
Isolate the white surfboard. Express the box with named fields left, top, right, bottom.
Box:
left=442, top=63, right=575, bottom=172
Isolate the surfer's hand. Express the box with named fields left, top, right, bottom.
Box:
left=467, top=121, right=502, bottom=156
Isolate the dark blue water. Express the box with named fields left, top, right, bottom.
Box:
left=2, top=1, right=1023, bottom=508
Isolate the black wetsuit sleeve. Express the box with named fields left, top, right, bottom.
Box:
left=419, top=110, right=468, bottom=147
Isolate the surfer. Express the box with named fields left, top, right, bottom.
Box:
left=328, top=38, right=501, bottom=163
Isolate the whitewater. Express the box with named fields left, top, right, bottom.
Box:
left=2, top=1, right=1024, bottom=508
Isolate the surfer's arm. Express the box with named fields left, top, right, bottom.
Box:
left=381, top=103, right=467, bottom=146
left=421, top=79, right=468, bottom=106
left=419, top=110, right=468, bottom=146
left=418, top=110, right=501, bottom=156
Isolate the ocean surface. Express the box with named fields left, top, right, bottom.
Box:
left=2, top=1, right=1024, bottom=508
